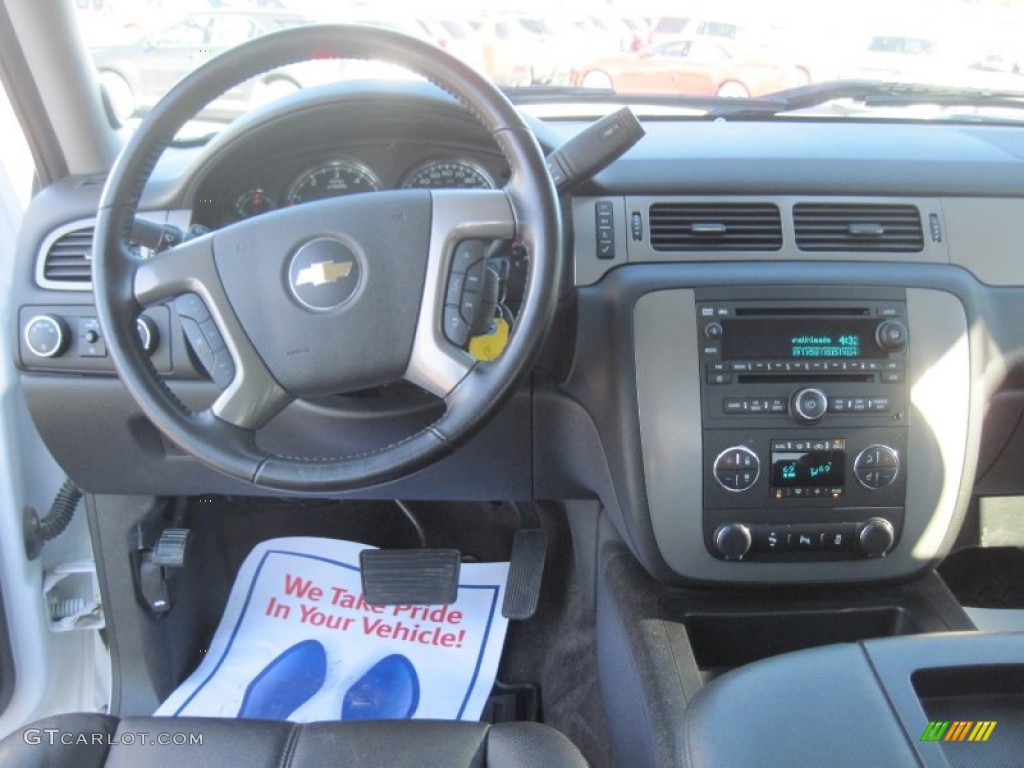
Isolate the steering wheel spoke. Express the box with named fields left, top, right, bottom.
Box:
left=133, top=234, right=217, bottom=305
left=405, top=190, right=515, bottom=398
left=210, top=361, right=292, bottom=431
left=133, top=234, right=292, bottom=430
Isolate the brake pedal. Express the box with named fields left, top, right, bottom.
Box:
left=360, top=548, right=461, bottom=605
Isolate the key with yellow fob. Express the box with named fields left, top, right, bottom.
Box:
left=469, top=318, right=510, bottom=361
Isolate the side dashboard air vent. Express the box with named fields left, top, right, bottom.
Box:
left=794, top=203, right=924, bottom=252
left=39, top=223, right=94, bottom=287
left=648, top=202, right=782, bottom=251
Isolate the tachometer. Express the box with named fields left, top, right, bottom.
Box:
left=286, top=160, right=381, bottom=205
left=233, top=188, right=275, bottom=219
left=401, top=160, right=495, bottom=190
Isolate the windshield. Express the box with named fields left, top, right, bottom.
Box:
left=73, top=0, right=1024, bottom=125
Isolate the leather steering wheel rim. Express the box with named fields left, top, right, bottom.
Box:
left=93, top=25, right=561, bottom=492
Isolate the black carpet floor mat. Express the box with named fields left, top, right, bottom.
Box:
left=179, top=496, right=611, bottom=767
left=939, top=547, right=1024, bottom=608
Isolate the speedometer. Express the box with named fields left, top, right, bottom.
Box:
left=286, top=160, right=381, bottom=205
left=402, top=160, right=495, bottom=190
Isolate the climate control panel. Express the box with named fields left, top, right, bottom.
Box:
left=712, top=517, right=896, bottom=561
left=702, top=430, right=905, bottom=562
left=705, top=433, right=904, bottom=503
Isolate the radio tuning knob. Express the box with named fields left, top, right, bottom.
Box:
left=714, top=523, right=752, bottom=560
left=791, top=387, right=828, bottom=424
left=704, top=321, right=723, bottom=340
left=876, top=320, right=907, bottom=351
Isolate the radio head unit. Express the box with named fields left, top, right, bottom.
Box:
left=695, top=291, right=909, bottom=563
left=698, top=298, right=908, bottom=428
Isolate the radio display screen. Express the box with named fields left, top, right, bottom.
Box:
left=720, top=318, right=884, bottom=360
left=770, top=440, right=846, bottom=497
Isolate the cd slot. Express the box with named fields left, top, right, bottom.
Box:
left=734, top=307, right=870, bottom=317
left=737, top=373, right=874, bottom=384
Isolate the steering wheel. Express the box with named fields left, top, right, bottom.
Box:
left=93, top=25, right=561, bottom=492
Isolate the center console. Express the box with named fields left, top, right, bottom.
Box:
left=695, top=289, right=909, bottom=562
left=633, top=284, right=971, bottom=583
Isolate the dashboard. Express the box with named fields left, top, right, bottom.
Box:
left=14, top=81, right=1024, bottom=585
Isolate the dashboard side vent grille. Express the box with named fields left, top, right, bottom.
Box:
left=648, top=202, right=782, bottom=251
left=42, top=225, right=94, bottom=284
left=794, top=204, right=924, bottom=252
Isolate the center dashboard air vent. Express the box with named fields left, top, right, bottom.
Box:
left=648, top=202, right=783, bottom=252
left=38, top=222, right=94, bottom=288
left=794, top=203, right=924, bottom=252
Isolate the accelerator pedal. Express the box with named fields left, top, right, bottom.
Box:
left=502, top=528, right=549, bottom=620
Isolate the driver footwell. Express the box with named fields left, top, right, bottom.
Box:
left=87, top=496, right=611, bottom=766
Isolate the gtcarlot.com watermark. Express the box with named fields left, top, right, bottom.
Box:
left=24, top=728, right=203, bottom=746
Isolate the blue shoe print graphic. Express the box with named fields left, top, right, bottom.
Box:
left=238, top=639, right=327, bottom=720
left=342, top=653, right=420, bottom=720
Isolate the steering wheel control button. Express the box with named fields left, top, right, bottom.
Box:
left=451, top=239, right=485, bottom=275
left=464, top=259, right=485, bottom=292
left=175, top=293, right=209, bottom=320
left=210, top=350, right=236, bottom=388
left=460, top=292, right=481, bottom=326
left=287, top=238, right=361, bottom=312
left=443, top=305, right=471, bottom=347
left=180, top=317, right=218, bottom=375
left=445, top=239, right=502, bottom=345
left=875, top=319, right=908, bottom=351
left=713, top=446, right=760, bottom=492
left=791, top=387, right=828, bottom=423
left=854, top=445, right=899, bottom=488
left=24, top=314, right=70, bottom=358
left=859, top=518, right=896, bottom=557
left=714, top=523, right=752, bottom=560
left=175, top=293, right=234, bottom=388
left=198, top=319, right=223, bottom=352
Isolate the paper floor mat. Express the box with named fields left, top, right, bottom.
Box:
left=156, top=537, right=510, bottom=722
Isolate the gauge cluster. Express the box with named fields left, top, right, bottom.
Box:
left=206, top=150, right=504, bottom=226
left=186, top=93, right=516, bottom=229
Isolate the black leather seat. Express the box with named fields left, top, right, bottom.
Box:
left=0, top=714, right=588, bottom=767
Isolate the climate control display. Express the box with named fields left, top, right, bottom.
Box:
left=770, top=439, right=846, bottom=499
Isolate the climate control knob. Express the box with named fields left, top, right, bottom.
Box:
left=713, top=446, right=760, bottom=492
left=24, top=314, right=69, bottom=358
left=714, top=523, right=752, bottom=560
left=854, top=445, right=900, bottom=489
left=859, top=518, right=895, bottom=557
left=875, top=320, right=908, bottom=351
left=791, top=387, right=828, bottom=424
